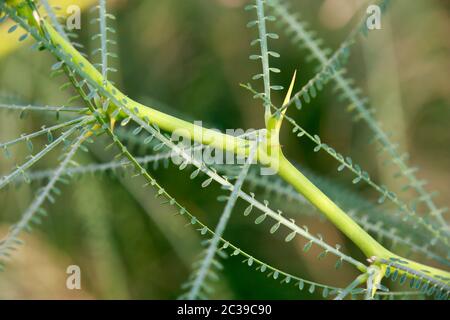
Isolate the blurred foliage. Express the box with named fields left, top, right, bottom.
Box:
left=0, top=0, right=449, bottom=299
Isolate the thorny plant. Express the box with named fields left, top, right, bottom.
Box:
left=0, top=0, right=449, bottom=300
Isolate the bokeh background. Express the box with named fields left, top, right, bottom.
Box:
left=0, top=0, right=449, bottom=299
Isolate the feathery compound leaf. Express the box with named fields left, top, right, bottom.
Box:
left=0, top=128, right=88, bottom=269
left=91, top=0, right=117, bottom=81
left=183, top=142, right=257, bottom=300
left=107, top=97, right=363, bottom=270
left=0, top=116, right=87, bottom=152
left=247, top=0, right=282, bottom=120
left=0, top=119, right=92, bottom=190
left=40, top=0, right=69, bottom=42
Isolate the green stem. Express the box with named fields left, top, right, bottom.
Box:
left=277, top=153, right=389, bottom=258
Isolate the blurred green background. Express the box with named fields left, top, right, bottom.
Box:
left=0, top=0, right=449, bottom=299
